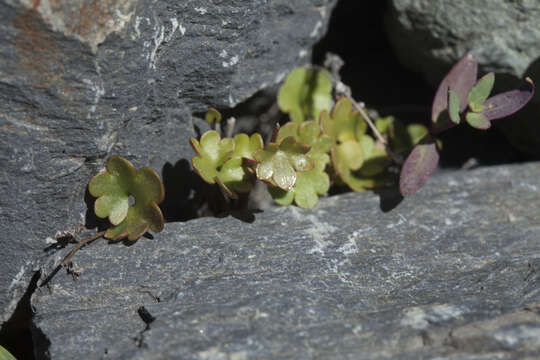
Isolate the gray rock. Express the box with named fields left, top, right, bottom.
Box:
left=32, top=163, right=540, bottom=359
left=385, top=0, right=540, bottom=155
left=0, top=0, right=336, bottom=322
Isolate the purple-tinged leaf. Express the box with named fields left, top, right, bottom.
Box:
left=465, top=112, right=491, bottom=130
left=399, top=141, right=439, bottom=196
left=432, top=52, right=478, bottom=124
left=481, top=78, right=535, bottom=121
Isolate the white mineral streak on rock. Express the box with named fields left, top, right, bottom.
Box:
left=401, top=304, right=465, bottom=330
left=290, top=207, right=337, bottom=255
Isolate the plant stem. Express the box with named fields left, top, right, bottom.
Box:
left=349, top=98, right=387, bottom=146
left=60, top=231, right=106, bottom=267
left=310, top=64, right=404, bottom=164
left=310, top=64, right=387, bottom=145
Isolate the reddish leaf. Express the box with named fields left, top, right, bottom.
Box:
left=481, top=78, right=535, bottom=121
left=399, top=141, right=440, bottom=196
left=432, top=52, right=478, bottom=124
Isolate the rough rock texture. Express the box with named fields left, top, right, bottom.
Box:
left=385, top=0, right=540, bottom=155
left=32, top=163, right=540, bottom=359
left=0, top=0, right=335, bottom=322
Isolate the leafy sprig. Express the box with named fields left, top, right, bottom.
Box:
left=401, top=52, right=535, bottom=196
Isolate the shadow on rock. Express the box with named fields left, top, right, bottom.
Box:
left=160, top=159, right=201, bottom=223
left=84, top=185, right=110, bottom=232
left=374, top=187, right=404, bottom=213
left=0, top=271, right=48, bottom=360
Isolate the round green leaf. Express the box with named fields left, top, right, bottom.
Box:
left=336, top=140, right=364, bottom=171
left=205, top=107, right=222, bottom=125
left=90, top=156, right=165, bottom=241
left=277, top=67, right=333, bottom=123
left=466, top=112, right=491, bottom=130
left=94, top=194, right=129, bottom=225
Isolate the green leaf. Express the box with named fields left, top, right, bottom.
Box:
left=267, top=121, right=331, bottom=208
left=89, top=156, right=165, bottom=241
left=205, top=107, right=222, bottom=125
left=254, top=136, right=313, bottom=190
left=277, top=121, right=332, bottom=166
left=336, top=140, right=364, bottom=171
left=191, top=131, right=262, bottom=198
left=277, top=67, right=333, bottom=123
left=385, top=117, right=429, bottom=155
left=231, top=133, right=263, bottom=160
left=465, top=112, right=491, bottom=130
left=0, top=345, right=16, bottom=360
left=468, top=72, right=495, bottom=112
left=358, top=135, right=389, bottom=176
left=269, top=157, right=330, bottom=209
left=322, top=97, right=394, bottom=191
left=448, top=89, right=461, bottom=124
left=190, top=130, right=234, bottom=184
left=89, top=157, right=134, bottom=225
left=375, top=116, right=394, bottom=135
left=217, top=133, right=263, bottom=197
left=406, top=124, right=429, bottom=146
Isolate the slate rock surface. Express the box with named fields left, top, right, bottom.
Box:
left=385, top=0, right=540, bottom=155
left=0, top=0, right=336, bottom=322
left=32, top=163, right=540, bottom=359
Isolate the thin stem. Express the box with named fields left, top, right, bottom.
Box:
left=310, top=64, right=403, bottom=164
left=349, top=98, right=387, bottom=146
left=60, top=231, right=106, bottom=267
left=309, top=64, right=386, bottom=145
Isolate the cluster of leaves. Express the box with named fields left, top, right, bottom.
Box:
left=83, top=53, right=535, bottom=243
left=400, top=52, right=535, bottom=195
left=191, top=68, right=426, bottom=208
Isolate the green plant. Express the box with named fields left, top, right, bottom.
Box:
left=268, top=121, right=331, bottom=208
left=89, top=156, right=165, bottom=241
left=190, top=67, right=424, bottom=209
left=190, top=130, right=263, bottom=198
left=252, top=134, right=314, bottom=190
left=277, top=67, right=333, bottom=123
left=400, top=52, right=535, bottom=195
left=57, top=156, right=165, bottom=268
left=0, top=345, right=16, bottom=360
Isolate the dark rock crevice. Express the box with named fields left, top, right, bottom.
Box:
left=0, top=271, right=43, bottom=360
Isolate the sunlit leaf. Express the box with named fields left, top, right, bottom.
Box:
left=89, top=156, right=165, bottom=241
left=277, top=67, right=333, bottom=123
left=205, top=107, right=222, bottom=125
left=466, top=112, right=491, bottom=130
left=254, top=136, right=313, bottom=190
left=468, top=72, right=495, bottom=112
